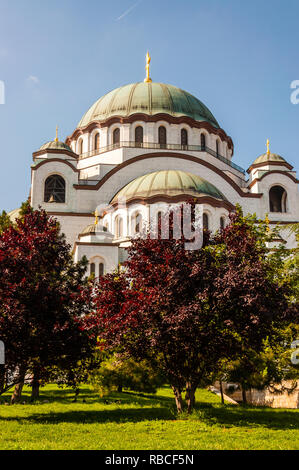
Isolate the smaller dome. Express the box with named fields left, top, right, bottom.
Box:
left=80, top=223, right=108, bottom=236
left=39, top=140, right=73, bottom=152
left=79, top=223, right=114, bottom=244
left=81, top=224, right=97, bottom=235
left=253, top=152, right=287, bottom=165
left=111, top=170, right=226, bottom=204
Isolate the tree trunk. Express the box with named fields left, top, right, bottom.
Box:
left=172, top=385, right=183, bottom=413
left=186, top=382, right=196, bottom=414
left=219, top=379, right=224, bottom=405
left=31, top=369, right=40, bottom=401
left=72, top=388, right=80, bottom=402
left=11, top=365, right=26, bottom=404
left=241, top=385, right=247, bottom=404
left=0, top=366, right=5, bottom=395
left=117, top=385, right=123, bottom=393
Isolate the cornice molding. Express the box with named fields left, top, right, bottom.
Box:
left=74, top=241, right=119, bottom=248
left=109, top=194, right=234, bottom=211
left=268, top=220, right=299, bottom=225
left=32, top=158, right=79, bottom=173
left=33, top=148, right=78, bottom=159
left=248, top=170, right=299, bottom=189
left=47, top=211, right=93, bottom=217
left=73, top=151, right=262, bottom=199
left=247, top=161, right=293, bottom=173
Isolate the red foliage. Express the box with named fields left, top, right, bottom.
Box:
left=0, top=206, right=95, bottom=381
left=92, top=208, right=296, bottom=411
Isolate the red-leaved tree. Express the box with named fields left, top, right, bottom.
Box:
left=0, top=205, right=95, bottom=402
left=92, top=206, right=296, bottom=413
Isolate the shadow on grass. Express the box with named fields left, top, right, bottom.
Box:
left=4, top=387, right=175, bottom=408
left=193, top=403, right=299, bottom=431
left=1, top=387, right=298, bottom=430
left=1, top=402, right=298, bottom=429
left=0, top=406, right=176, bottom=424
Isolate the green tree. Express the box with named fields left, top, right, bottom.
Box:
left=218, top=219, right=299, bottom=403
left=90, top=353, right=164, bottom=396
left=0, top=211, right=12, bottom=233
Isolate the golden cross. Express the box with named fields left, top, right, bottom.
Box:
left=144, top=52, right=152, bottom=83
left=94, top=209, right=99, bottom=226
left=265, top=214, right=270, bottom=232
left=55, top=125, right=59, bottom=142
left=266, top=139, right=270, bottom=156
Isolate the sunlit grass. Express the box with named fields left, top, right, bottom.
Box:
left=0, top=384, right=298, bottom=450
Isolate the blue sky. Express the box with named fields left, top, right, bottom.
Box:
left=0, top=0, right=299, bottom=211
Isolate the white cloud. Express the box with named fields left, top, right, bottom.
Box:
left=27, top=75, right=40, bottom=85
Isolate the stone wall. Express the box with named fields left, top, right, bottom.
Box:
left=216, top=381, right=299, bottom=408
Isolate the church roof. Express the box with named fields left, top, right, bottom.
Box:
left=110, top=170, right=226, bottom=204
left=78, top=223, right=114, bottom=243
left=81, top=224, right=97, bottom=235
left=39, top=140, right=73, bottom=152
left=253, top=152, right=287, bottom=165
left=78, top=82, right=220, bottom=129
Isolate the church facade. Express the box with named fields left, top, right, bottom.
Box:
left=23, top=61, right=298, bottom=276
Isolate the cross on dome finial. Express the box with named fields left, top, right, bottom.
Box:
left=266, top=138, right=270, bottom=156
left=55, top=125, right=59, bottom=142
left=144, top=52, right=152, bottom=83
left=94, top=209, right=99, bottom=226
left=265, top=213, right=270, bottom=232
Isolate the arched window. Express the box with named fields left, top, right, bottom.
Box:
left=90, top=263, right=95, bottom=277
left=44, top=175, right=66, bottom=203
left=203, top=213, right=209, bottom=230
left=269, top=186, right=288, bottom=213
left=135, top=126, right=143, bottom=145
left=99, top=263, right=104, bottom=277
left=132, top=212, right=142, bottom=234
left=181, top=129, right=188, bottom=147
left=158, top=126, right=167, bottom=147
left=113, top=128, right=120, bottom=145
left=220, top=216, right=225, bottom=230
left=94, top=133, right=100, bottom=150
left=115, top=216, right=123, bottom=238
left=157, top=211, right=163, bottom=238
left=201, top=134, right=206, bottom=150
left=79, top=139, right=83, bottom=155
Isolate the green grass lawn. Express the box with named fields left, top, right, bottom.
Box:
left=0, top=384, right=298, bottom=450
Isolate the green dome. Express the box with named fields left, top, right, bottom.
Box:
left=253, top=152, right=287, bottom=165
left=80, top=224, right=97, bottom=235
left=78, top=82, right=219, bottom=129
left=110, top=170, right=225, bottom=204
left=39, top=140, right=73, bottom=152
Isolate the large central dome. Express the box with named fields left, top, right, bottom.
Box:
left=78, top=82, right=220, bottom=129
left=110, top=170, right=226, bottom=204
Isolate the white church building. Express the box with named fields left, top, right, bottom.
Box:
left=17, top=57, right=299, bottom=276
